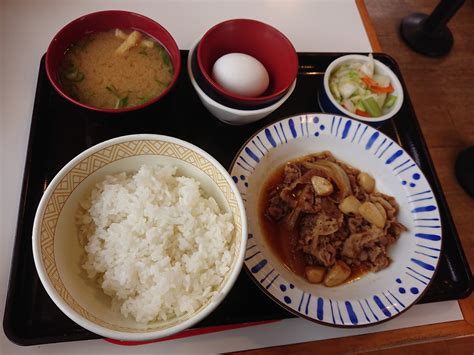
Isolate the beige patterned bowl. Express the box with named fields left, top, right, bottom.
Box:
left=32, top=134, right=247, bottom=341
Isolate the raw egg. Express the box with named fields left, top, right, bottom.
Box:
left=212, top=53, right=269, bottom=97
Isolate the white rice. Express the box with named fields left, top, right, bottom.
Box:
left=76, top=164, right=235, bottom=323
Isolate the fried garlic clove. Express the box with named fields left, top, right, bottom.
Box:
left=359, top=201, right=386, bottom=228
left=311, top=176, right=334, bottom=196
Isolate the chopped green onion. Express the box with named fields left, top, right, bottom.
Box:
left=155, top=78, right=168, bottom=87
left=74, top=71, right=85, bottom=82
left=106, top=85, right=128, bottom=108
left=106, top=85, right=121, bottom=99
left=137, top=95, right=151, bottom=105
left=119, top=96, right=128, bottom=108
left=154, top=44, right=163, bottom=55
left=160, top=49, right=171, bottom=67
left=155, top=43, right=173, bottom=69
left=114, top=96, right=129, bottom=109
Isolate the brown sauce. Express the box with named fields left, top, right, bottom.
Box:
left=346, top=263, right=370, bottom=284
left=259, top=162, right=370, bottom=285
left=259, top=163, right=306, bottom=277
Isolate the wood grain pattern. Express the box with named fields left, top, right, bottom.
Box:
left=229, top=0, right=474, bottom=353
left=355, top=0, right=382, bottom=51
left=363, top=0, right=474, bottom=272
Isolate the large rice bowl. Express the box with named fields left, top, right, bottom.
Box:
left=77, top=164, right=235, bottom=323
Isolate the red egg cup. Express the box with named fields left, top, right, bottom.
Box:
left=45, top=10, right=181, bottom=113
left=197, top=19, right=298, bottom=107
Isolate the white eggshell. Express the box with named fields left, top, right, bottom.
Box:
left=212, top=53, right=270, bottom=97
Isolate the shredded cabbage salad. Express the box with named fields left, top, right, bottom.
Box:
left=329, top=54, right=397, bottom=118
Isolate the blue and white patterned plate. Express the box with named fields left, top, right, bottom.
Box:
left=230, top=113, right=442, bottom=327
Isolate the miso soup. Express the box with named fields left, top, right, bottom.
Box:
left=59, top=29, right=174, bottom=109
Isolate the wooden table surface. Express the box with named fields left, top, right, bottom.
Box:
left=232, top=0, right=474, bottom=353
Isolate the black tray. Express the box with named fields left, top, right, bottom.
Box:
left=3, top=52, right=472, bottom=346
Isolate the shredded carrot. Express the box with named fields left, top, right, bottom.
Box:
left=361, top=76, right=378, bottom=87
left=370, top=84, right=395, bottom=94
left=362, top=76, right=395, bottom=94
left=355, top=109, right=370, bottom=117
